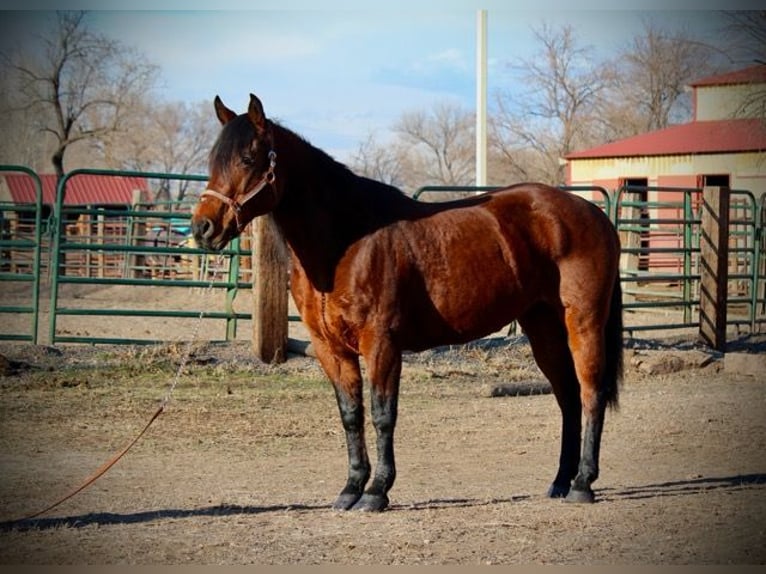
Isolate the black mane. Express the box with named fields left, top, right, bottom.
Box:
left=269, top=121, right=431, bottom=235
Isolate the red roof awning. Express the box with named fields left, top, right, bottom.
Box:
left=565, top=119, right=766, bottom=160
left=690, top=64, right=766, bottom=87
left=4, top=173, right=149, bottom=206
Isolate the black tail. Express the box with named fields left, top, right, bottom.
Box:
left=603, top=275, right=623, bottom=409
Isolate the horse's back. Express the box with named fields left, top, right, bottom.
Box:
left=424, top=183, right=617, bottom=274
left=487, top=183, right=615, bottom=250
left=486, top=182, right=619, bottom=298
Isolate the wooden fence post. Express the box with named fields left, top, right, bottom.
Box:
left=617, top=188, right=644, bottom=304
left=699, top=186, right=730, bottom=351
left=251, top=214, right=288, bottom=363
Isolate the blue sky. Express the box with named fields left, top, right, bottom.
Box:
left=1, top=4, right=745, bottom=161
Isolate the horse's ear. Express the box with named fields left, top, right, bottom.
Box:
left=248, top=93, right=268, bottom=137
left=214, top=96, right=237, bottom=125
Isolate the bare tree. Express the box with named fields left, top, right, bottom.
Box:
left=0, top=83, right=54, bottom=171
left=719, top=11, right=766, bottom=122
left=0, top=11, right=158, bottom=181
left=106, top=99, right=219, bottom=201
left=609, top=19, right=718, bottom=134
left=720, top=10, right=766, bottom=65
left=349, top=133, right=407, bottom=189
left=493, top=23, right=613, bottom=185
left=394, top=102, right=475, bottom=190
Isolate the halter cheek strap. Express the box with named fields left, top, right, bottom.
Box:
left=200, top=150, right=277, bottom=231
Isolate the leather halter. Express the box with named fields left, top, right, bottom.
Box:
left=200, top=150, right=277, bottom=231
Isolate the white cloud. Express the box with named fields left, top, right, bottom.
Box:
left=423, top=48, right=469, bottom=72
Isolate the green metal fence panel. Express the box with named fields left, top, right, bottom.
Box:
left=751, top=192, right=766, bottom=331
left=5, top=166, right=764, bottom=347
left=615, top=185, right=702, bottom=334
left=47, top=168, right=254, bottom=346
left=727, top=189, right=760, bottom=331
left=615, top=185, right=764, bottom=336
left=0, top=166, right=43, bottom=344
left=413, top=185, right=504, bottom=201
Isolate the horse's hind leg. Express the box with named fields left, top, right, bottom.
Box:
left=519, top=304, right=582, bottom=499
left=562, top=305, right=609, bottom=503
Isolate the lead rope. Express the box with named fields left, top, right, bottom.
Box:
left=17, top=257, right=226, bottom=522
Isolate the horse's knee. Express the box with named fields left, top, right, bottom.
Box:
left=334, top=386, right=363, bottom=430
left=370, top=388, right=398, bottom=433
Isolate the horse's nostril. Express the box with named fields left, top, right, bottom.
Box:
left=193, top=217, right=215, bottom=240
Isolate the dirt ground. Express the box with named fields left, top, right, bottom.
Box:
left=0, top=285, right=765, bottom=565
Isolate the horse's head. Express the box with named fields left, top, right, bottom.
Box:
left=191, top=94, right=279, bottom=251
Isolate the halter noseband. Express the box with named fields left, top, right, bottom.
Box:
left=200, top=150, right=277, bottom=231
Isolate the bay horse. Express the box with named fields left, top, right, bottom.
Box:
left=191, top=94, right=623, bottom=511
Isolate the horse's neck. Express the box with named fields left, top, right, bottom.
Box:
left=269, top=124, right=426, bottom=291
left=270, top=127, right=361, bottom=290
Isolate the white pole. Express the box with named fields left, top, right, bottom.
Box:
left=475, top=9, right=488, bottom=190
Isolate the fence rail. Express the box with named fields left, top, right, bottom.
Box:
left=44, top=168, right=258, bottom=345
left=0, top=166, right=43, bottom=343
left=1, top=170, right=764, bottom=348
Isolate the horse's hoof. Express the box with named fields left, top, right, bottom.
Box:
left=547, top=483, right=570, bottom=498
left=565, top=487, right=595, bottom=504
left=351, top=493, right=389, bottom=512
left=332, top=493, right=362, bottom=511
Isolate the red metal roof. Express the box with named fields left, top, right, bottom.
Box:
left=3, top=173, right=149, bottom=206
left=565, top=118, right=766, bottom=160
left=690, top=64, right=766, bottom=87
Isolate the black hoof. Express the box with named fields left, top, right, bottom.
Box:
left=351, top=493, right=389, bottom=512
left=547, top=483, right=570, bottom=499
left=565, top=487, right=595, bottom=504
left=332, top=492, right=362, bottom=511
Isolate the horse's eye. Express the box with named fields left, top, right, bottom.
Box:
left=240, top=155, right=256, bottom=167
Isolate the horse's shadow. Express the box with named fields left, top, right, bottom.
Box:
left=2, top=473, right=763, bottom=532
left=598, top=472, right=766, bottom=502
left=0, top=502, right=328, bottom=533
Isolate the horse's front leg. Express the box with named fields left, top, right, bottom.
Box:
left=313, top=342, right=370, bottom=510
left=332, top=381, right=370, bottom=510
left=353, top=338, right=402, bottom=512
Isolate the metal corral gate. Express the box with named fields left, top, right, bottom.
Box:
left=0, top=166, right=262, bottom=346
left=616, top=185, right=765, bottom=335
left=44, top=168, right=262, bottom=345
left=0, top=166, right=44, bottom=343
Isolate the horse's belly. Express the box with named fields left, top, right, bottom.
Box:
left=402, top=285, right=522, bottom=351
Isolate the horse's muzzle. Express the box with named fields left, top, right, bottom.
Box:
left=191, top=217, right=224, bottom=252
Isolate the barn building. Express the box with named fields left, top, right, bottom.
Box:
left=564, top=64, right=766, bottom=197
left=564, top=65, right=765, bottom=280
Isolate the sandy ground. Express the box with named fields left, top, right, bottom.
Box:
left=0, top=321, right=764, bottom=565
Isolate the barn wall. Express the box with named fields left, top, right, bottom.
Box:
left=0, top=180, right=12, bottom=203
left=566, top=152, right=766, bottom=198
left=695, top=84, right=764, bottom=121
